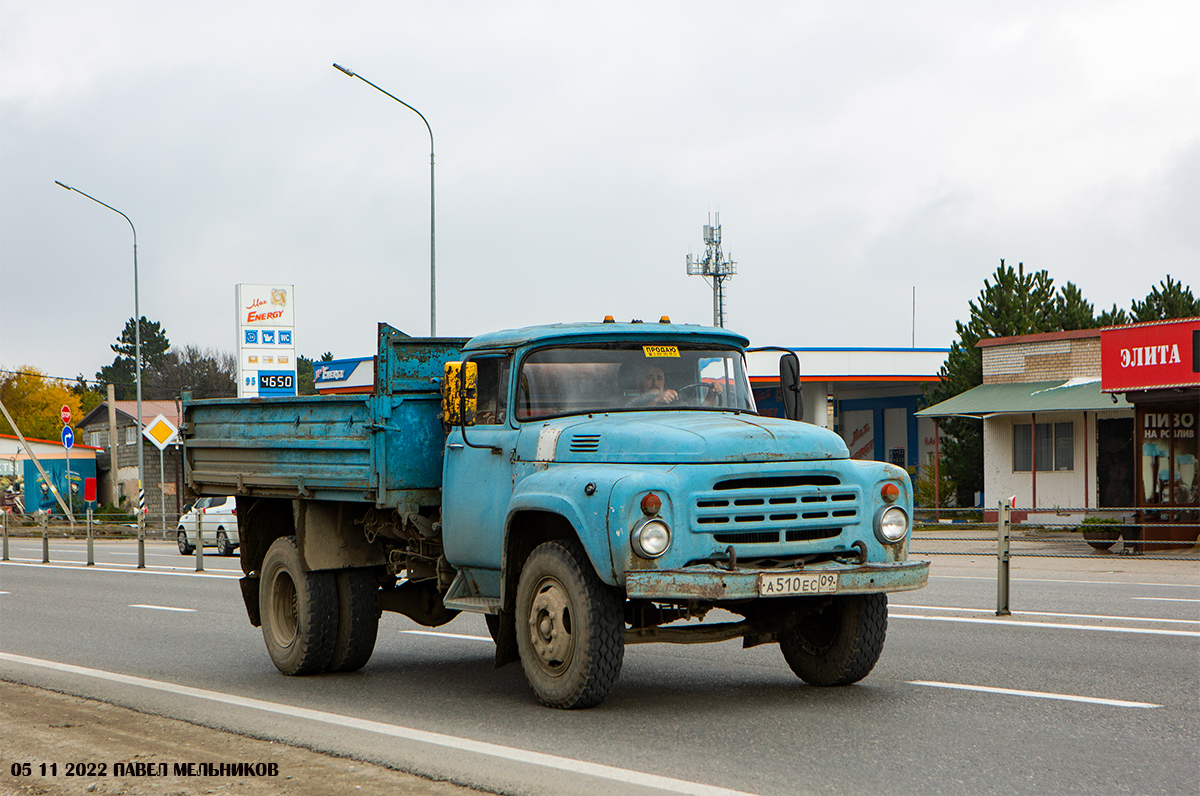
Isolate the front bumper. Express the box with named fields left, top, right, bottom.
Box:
left=625, top=559, right=929, bottom=601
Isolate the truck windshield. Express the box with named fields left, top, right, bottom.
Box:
left=515, top=344, right=756, bottom=420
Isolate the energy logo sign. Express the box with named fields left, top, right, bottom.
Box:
left=236, top=284, right=297, bottom=398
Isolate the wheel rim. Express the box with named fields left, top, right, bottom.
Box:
left=267, top=569, right=299, bottom=649
left=527, top=575, right=575, bottom=676
left=178, top=532, right=188, bottom=551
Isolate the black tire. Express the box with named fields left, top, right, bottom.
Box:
left=515, top=540, right=624, bottom=709
left=216, top=530, right=234, bottom=557
left=177, top=529, right=193, bottom=555
left=259, top=536, right=337, bottom=676
left=779, top=594, right=887, bottom=686
left=328, top=568, right=381, bottom=673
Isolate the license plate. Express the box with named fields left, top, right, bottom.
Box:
left=758, top=572, right=838, bottom=596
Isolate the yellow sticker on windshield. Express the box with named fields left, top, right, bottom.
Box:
left=643, top=345, right=680, bottom=358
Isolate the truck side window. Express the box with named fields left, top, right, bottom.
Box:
left=472, top=356, right=510, bottom=425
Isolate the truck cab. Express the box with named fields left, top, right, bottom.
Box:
left=437, top=321, right=927, bottom=707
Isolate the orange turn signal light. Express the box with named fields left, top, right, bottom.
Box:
left=880, top=483, right=900, bottom=504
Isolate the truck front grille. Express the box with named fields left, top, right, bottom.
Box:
left=692, top=474, right=859, bottom=545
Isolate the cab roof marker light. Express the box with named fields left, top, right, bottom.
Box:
left=659, top=316, right=671, bottom=323
left=603, top=315, right=615, bottom=323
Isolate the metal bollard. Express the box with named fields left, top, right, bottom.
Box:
left=86, top=507, right=95, bottom=566
left=996, top=499, right=1011, bottom=616
left=42, top=523, right=49, bottom=563
left=137, top=512, right=146, bottom=569
left=2, top=511, right=8, bottom=561
left=195, top=527, right=204, bottom=572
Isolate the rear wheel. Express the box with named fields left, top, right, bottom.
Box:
left=515, top=540, right=624, bottom=709
left=215, top=530, right=234, bottom=556
left=328, top=568, right=381, bottom=673
left=779, top=594, right=887, bottom=686
left=259, top=536, right=337, bottom=675
left=177, top=530, right=193, bottom=555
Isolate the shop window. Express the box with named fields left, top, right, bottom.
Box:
left=1014, top=422, right=1073, bottom=471
left=1138, top=409, right=1199, bottom=508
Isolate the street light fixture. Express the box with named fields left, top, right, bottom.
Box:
left=332, top=63, right=437, bottom=336
left=55, top=180, right=147, bottom=568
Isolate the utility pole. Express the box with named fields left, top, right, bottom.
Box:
left=686, top=214, right=737, bottom=327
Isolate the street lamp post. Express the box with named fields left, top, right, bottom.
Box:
left=332, top=63, right=436, bottom=336
left=55, top=181, right=147, bottom=568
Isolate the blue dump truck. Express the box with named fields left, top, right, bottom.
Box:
left=183, top=320, right=928, bottom=708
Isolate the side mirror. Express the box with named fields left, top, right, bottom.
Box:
left=779, top=353, right=803, bottom=421
left=441, top=361, right=477, bottom=426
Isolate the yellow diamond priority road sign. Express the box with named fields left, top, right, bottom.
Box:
left=142, top=414, right=179, bottom=451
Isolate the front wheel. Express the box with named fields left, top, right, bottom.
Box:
left=515, top=540, right=624, bottom=709
left=779, top=594, right=887, bottom=686
left=259, top=536, right=338, bottom=675
left=177, top=530, right=193, bottom=555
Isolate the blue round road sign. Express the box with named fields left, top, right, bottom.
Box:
left=62, top=425, right=74, bottom=449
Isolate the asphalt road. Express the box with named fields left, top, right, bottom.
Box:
left=1, top=539, right=1197, bottom=796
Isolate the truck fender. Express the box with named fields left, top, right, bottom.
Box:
left=500, top=468, right=621, bottom=608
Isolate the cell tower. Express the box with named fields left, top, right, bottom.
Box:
left=685, top=213, right=737, bottom=327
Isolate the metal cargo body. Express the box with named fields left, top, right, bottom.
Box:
left=184, top=328, right=466, bottom=510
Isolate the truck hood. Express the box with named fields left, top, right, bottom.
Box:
left=531, top=413, right=850, bottom=464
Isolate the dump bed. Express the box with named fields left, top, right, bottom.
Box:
left=183, top=326, right=466, bottom=512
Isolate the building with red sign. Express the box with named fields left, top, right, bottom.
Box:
left=1099, top=318, right=1199, bottom=548
left=918, top=317, right=1198, bottom=550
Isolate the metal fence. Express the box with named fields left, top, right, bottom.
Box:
left=913, top=502, right=1199, bottom=615
left=0, top=510, right=221, bottom=571
left=912, top=506, right=1200, bottom=559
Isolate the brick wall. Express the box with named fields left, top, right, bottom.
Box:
left=982, top=336, right=1101, bottom=383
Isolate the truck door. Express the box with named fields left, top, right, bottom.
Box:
left=441, top=355, right=517, bottom=569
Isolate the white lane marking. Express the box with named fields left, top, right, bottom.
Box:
left=933, top=575, right=1199, bottom=589
left=0, top=652, right=759, bottom=796
left=402, top=630, right=491, bottom=642
left=0, top=591, right=9, bottom=595
left=909, top=680, right=1160, bottom=709
left=130, top=604, right=196, bottom=613
left=1134, top=597, right=1200, bottom=603
left=890, top=613, right=1200, bottom=637
left=0, top=561, right=240, bottom=579
left=891, top=604, right=1199, bottom=625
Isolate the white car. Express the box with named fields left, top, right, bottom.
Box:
left=177, top=496, right=239, bottom=556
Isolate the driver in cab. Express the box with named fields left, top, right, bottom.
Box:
left=628, top=363, right=722, bottom=407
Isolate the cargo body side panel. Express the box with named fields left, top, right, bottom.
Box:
left=185, top=395, right=376, bottom=503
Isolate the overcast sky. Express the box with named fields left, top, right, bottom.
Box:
left=2, top=1, right=1196, bottom=382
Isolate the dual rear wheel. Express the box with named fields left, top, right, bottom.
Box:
left=259, top=536, right=380, bottom=675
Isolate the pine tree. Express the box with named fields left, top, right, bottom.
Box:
left=924, top=260, right=1075, bottom=506
left=1130, top=276, right=1200, bottom=321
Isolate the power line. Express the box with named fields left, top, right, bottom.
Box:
left=0, top=369, right=121, bottom=387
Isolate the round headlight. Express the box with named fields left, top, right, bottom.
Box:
left=875, top=506, right=909, bottom=544
left=631, top=519, right=671, bottom=558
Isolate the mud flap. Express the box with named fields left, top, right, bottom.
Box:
left=240, top=576, right=261, bottom=627
left=493, top=611, right=519, bottom=668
